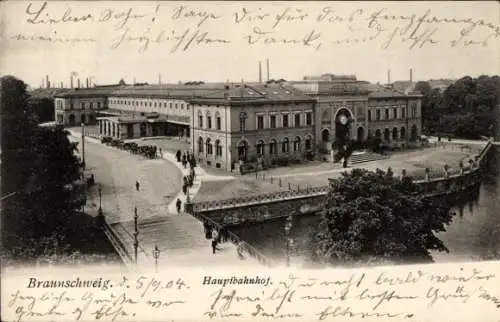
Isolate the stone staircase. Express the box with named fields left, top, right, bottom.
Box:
left=348, top=152, right=390, bottom=165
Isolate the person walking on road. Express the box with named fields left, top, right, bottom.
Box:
left=176, top=198, right=182, bottom=213
left=135, top=181, right=140, bottom=191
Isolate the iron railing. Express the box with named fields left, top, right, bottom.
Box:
left=189, top=211, right=273, bottom=267
left=192, top=141, right=493, bottom=212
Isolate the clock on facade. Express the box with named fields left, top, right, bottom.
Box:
left=339, top=115, right=348, bottom=125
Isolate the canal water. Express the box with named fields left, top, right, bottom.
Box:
left=231, top=145, right=500, bottom=266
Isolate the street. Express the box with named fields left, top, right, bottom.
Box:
left=70, top=133, right=263, bottom=268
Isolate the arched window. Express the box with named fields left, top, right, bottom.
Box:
left=400, top=127, right=406, bottom=139
left=411, top=125, right=418, bottom=141
left=357, top=127, right=364, bottom=142
left=293, top=136, right=301, bottom=152
left=256, top=140, right=265, bottom=156
left=198, top=137, right=204, bottom=153
left=269, top=139, right=277, bottom=155
left=215, top=112, right=222, bottom=130
left=384, top=128, right=390, bottom=141
left=206, top=138, right=213, bottom=155
left=206, top=111, right=212, bottom=129
left=140, top=123, right=147, bottom=137
left=215, top=140, right=222, bottom=156
left=321, top=129, right=330, bottom=142
left=305, top=135, right=312, bottom=151
left=282, top=137, right=289, bottom=153
left=238, top=140, right=248, bottom=161
left=198, top=111, right=203, bottom=128
left=392, top=127, right=398, bottom=140
left=81, top=114, right=86, bottom=124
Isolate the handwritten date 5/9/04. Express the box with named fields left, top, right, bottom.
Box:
left=116, top=276, right=188, bottom=296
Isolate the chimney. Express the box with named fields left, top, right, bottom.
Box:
left=387, top=69, right=391, bottom=85
left=46, top=75, right=50, bottom=89
left=266, top=58, right=270, bottom=82
left=410, top=68, right=413, bottom=84
left=258, top=61, right=262, bottom=83
left=158, top=74, right=162, bottom=85
left=60, top=81, right=63, bottom=88
left=77, top=79, right=81, bottom=88
left=70, top=75, right=74, bottom=88
left=240, top=79, right=244, bottom=97
left=86, top=78, right=89, bottom=88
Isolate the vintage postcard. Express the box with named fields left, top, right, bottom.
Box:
left=1, top=1, right=499, bottom=321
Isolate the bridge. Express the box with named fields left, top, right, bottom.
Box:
left=185, top=140, right=493, bottom=227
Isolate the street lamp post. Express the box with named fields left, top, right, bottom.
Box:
left=134, top=207, right=139, bottom=265
left=284, top=216, right=293, bottom=267
left=98, top=185, right=103, bottom=216
left=81, top=123, right=86, bottom=170
left=152, top=246, right=160, bottom=272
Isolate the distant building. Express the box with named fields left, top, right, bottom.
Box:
left=189, top=83, right=316, bottom=172
left=392, top=78, right=455, bottom=94
left=54, top=88, right=108, bottom=125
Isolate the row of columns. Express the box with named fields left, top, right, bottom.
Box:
left=98, top=119, right=120, bottom=138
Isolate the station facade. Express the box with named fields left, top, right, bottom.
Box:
left=189, top=83, right=316, bottom=171
left=291, top=74, right=423, bottom=154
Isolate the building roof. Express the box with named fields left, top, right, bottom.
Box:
left=30, top=88, right=72, bottom=99
left=54, top=88, right=113, bottom=98
left=188, top=83, right=316, bottom=106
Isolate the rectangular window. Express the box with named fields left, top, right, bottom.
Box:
left=216, top=117, right=221, bottom=130
left=376, top=110, right=381, bottom=121
left=402, top=108, right=406, bottom=119
left=393, top=108, right=397, bottom=119
left=283, top=114, right=289, bottom=127
left=368, top=109, right=372, bottom=121
left=199, top=115, right=203, bottom=128
left=385, top=109, right=389, bottom=120
left=294, top=114, right=301, bottom=128
left=306, top=113, right=312, bottom=126
left=257, top=115, right=264, bottom=129
left=270, top=115, right=276, bottom=128
left=97, top=102, right=101, bottom=109
left=81, top=102, right=85, bottom=110
left=207, top=116, right=212, bottom=129
left=239, top=118, right=246, bottom=132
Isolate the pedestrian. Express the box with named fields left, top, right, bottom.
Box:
left=211, top=239, right=218, bottom=254
left=236, top=241, right=245, bottom=260
left=135, top=181, right=140, bottom=191
left=182, top=184, right=187, bottom=195
left=159, top=148, right=163, bottom=157
left=176, top=150, right=181, bottom=163
left=176, top=198, right=182, bottom=213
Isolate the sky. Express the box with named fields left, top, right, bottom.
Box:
left=0, top=1, right=499, bottom=88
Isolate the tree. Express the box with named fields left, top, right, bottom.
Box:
left=29, top=97, right=55, bottom=123
left=311, top=168, right=453, bottom=265
left=1, top=76, right=82, bottom=263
